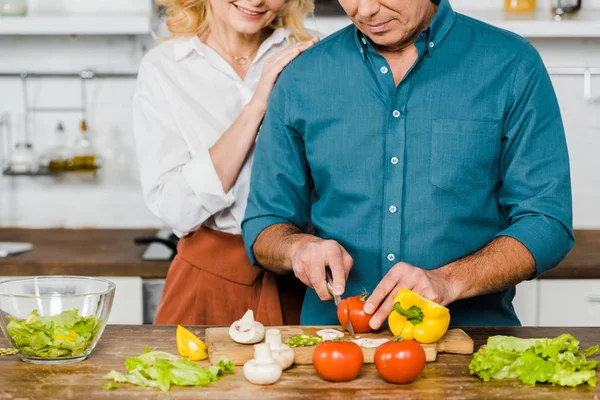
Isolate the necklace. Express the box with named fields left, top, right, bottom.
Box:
left=208, top=33, right=260, bottom=66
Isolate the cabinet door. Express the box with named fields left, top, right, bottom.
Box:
left=513, top=280, right=539, bottom=326
left=539, top=280, right=600, bottom=327
left=105, top=277, right=143, bottom=325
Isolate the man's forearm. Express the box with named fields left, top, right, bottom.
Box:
left=253, top=223, right=320, bottom=274
left=438, top=236, right=536, bottom=302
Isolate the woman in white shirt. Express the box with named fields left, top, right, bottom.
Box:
left=133, top=0, right=317, bottom=325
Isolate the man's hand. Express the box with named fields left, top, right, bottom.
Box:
left=291, top=239, right=353, bottom=301
left=363, top=262, right=460, bottom=330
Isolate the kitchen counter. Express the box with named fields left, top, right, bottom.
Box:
left=0, top=326, right=598, bottom=399
left=541, top=229, right=600, bottom=279
left=0, top=228, right=170, bottom=278
left=0, top=228, right=599, bottom=279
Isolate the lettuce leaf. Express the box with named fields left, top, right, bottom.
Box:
left=469, top=334, right=599, bottom=387
left=6, top=309, right=100, bottom=358
left=104, top=350, right=234, bottom=392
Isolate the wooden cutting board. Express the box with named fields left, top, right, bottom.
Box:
left=205, top=326, right=474, bottom=366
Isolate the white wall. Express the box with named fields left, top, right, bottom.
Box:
left=0, top=0, right=599, bottom=229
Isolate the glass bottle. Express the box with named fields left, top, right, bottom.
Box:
left=72, top=119, right=98, bottom=172
left=505, top=0, right=537, bottom=13
left=48, top=122, right=72, bottom=172
left=0, top=0, right=28, bottom=16
left=552, top=0, right=582, bottom=17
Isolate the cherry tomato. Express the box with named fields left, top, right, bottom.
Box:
left=374, top=340, right=426, bottom=384
left=312, top=341, right=364, bottom=382
left=337, top=295, right=373, bottom=333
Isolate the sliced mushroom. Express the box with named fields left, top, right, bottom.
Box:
left=229, top=310, right=265, bottom=344
left=316, top=329, right=344, bottom=341
left=350, top=338, right=390, bottom=348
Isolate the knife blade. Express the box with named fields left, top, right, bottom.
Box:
left=325, top=267, right=355, bottom=336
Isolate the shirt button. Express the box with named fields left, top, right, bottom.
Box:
left=389, top=205, right=397, bottom=214
left=387, top=253, right=395, bottom=262
left=361, top=37, right=367, bottom=45
left=380, top=66, right=388, bottom=74
left=429, top=42, right=435, bottom=48
left=392, top=110, right=400, bottom=118
left=390, top=157, right=399, bottom=165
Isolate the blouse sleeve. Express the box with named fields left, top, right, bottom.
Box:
left=132, top=61, right=235, bottom=236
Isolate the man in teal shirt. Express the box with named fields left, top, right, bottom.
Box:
left=242, top=0, right=574, bottom=327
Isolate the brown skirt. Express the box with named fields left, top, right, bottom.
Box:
left=153, top=227, right=305, bottom=326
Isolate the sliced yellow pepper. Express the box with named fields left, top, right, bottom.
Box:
left=52, top=330, right=78, bottom=341
left=176, top=325, right=208, bottom=361
left=387, top=289, right=450, bottom=344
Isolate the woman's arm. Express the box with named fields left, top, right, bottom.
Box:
left=133, top=64, right=236, bottom=235
left=209, top=37, right=319, bottom=192
left=133, top=38, right=318, bottom=235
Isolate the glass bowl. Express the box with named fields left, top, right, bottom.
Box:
left=0, top=276, right=115, bottom=364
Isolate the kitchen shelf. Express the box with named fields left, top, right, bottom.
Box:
left=313, top=10, right=600, bottom=38
left=2, top=166, right=101, bottom=177
left=463, top=9, right=600, bottom=38
left=0, top=13, right=152, bottom=35
left=2, top=167, right=53, bottom=176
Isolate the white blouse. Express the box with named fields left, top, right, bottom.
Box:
left=133, top=28, right=293, bottom=237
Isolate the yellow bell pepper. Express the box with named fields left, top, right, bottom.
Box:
left=387, top=289, right=450, bottom=344
left=52, top=330, right=78, bottom=341
left=176, top=325, right=208, bottom=361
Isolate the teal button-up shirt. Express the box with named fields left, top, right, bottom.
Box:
left=242, top=0, right=574, bottom=326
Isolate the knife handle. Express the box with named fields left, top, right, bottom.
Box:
left=325, top=266, right=335, bottom=296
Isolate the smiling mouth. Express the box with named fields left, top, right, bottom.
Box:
left=365, top=21, right=391, bottom=29
left=361, top=19, right=392, bottom=33
left=234, top=4, right=265, bottom=16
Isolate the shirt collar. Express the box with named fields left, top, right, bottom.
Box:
left=353, top=0, right=456, bottom=60
left=173, top=27, right=289, bottom=62
left=426, top=0, right=456, bottom=57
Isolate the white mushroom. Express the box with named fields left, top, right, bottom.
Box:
left=351, top=338, right=390, bottom=348
left=243, top=343, right=282, bottom=385
left=229, top=310, right=265, bottom=344
left=316, top=329, right=344, bottom=341
left=265, top=329, right=295, bottom=370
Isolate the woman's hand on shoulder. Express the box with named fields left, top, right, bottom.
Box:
left=248, top=37, right=320, bottom=115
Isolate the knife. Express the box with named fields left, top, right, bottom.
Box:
left=325, top=267, right=355, bottom=336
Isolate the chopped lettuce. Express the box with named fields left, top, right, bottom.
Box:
left=101, top=382, right=119, bottom=390
left=469, top=334, right=599, bottom=387
left=104, top=349, right=234, bottom=392
left=6, top=309, right=100, bottom=358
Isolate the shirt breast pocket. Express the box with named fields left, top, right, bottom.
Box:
left=429, top=119, right=499, bottom=196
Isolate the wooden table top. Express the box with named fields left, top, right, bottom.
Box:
left=0, top=228, right=599, bottom=279
left=0, top=228, right=170, bottom=278
left=1, top=326, right=599, bottom=399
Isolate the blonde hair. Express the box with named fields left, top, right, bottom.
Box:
left=156, top=0, right=314, bottom=42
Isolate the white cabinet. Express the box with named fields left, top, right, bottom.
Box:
left=0, top=276, right=143, bottom=325
left=539, top=280, right=600, bottom=327
left=514, top=279, right=600, bottom=327
left=513, top=280, right=540, bottom=326
left=103, top=277, right=143, bottom=325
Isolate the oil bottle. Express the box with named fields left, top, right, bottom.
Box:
left=48, top=122, right=72, bottom=172
left=71, top=119, right=98, bottom=172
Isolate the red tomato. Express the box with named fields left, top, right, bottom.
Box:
left=337, top=295, right=374, bottom=333
left=374, top=340, right=426, bottom=384
left=312, top=341, right=364, bottom=382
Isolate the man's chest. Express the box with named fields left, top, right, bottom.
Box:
left=298, top=61, right=508, bottom=198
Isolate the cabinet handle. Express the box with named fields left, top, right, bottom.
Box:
left=588, top=295, right=600, bottom=303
